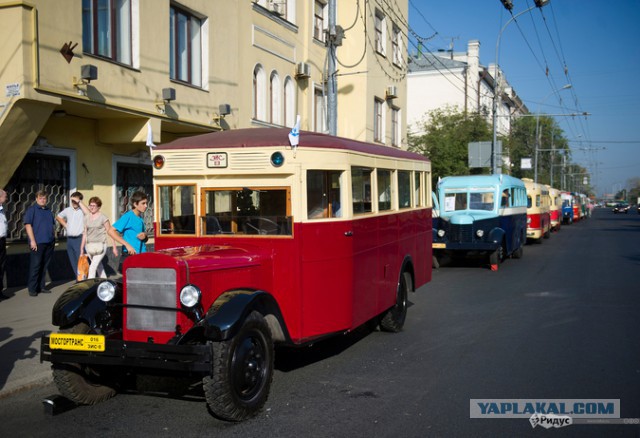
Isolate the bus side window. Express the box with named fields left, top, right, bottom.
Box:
left=501, top=189, right=509, bottom=207
left=398, top=170, right=411, bottom=208
left=307, top=170, right=342, bottom=219
left=352, top=167, right=372, bottom=214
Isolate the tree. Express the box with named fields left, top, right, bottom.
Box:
left=506, top=115, right=570, bottom=187
left=626, top=177, right=640, bottom=203
left=408, top=107, right=492, bottom=183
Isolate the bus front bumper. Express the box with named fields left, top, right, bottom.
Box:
left=40, top=336, right=213, bottom=374
left=432, top=241, right=500, bottom=252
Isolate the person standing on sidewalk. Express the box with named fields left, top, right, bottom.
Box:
left=24, top=190, right=55, bottom=296
left=56, top=192, right=85, bottom=279
left=108, top=191, right=149, bottom=274
left=0, top=189, right=8, bottom=300
left=73, top=195, right=117, bottom=278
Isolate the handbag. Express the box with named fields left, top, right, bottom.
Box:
left=77, top=255, right=90, bottom=281
left=86, top=242, right=105, bottom=256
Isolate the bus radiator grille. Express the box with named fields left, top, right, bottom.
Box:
left=125, top=268, right=177, bottom=332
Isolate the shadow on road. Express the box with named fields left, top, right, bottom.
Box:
left=0, top=329, right=46, bottom=392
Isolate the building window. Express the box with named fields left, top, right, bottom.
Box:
left=253, top=65, right=267, bottom=121
left=82, top=0, right=132, bottom=65
left=391, top=106, right=400, bottom=147
left=374, top=10, right=386, bottom=55
left=374, top=98, right=384, bottom=142
left=314, top=85, right=327, bottom=133
left=284, top=77, right=295, bottom=127
left=254, top=0, right=295, bottom=23
left=314, top=1, right=327, bottom=42
left=116, top=162, right=153, bottom=234
left=270, top=72, right=282, bottom=125
left=170, top=5, right=203, bottom=87
left=392, top=24, right=402, bottom=66
left=4, top=153, right=71, bottom=241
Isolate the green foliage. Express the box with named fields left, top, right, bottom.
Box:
left=506, top=115, right=570, bottom=187
left=625, top=177, right=640, bottom=203
left=408, top=107, right=492, bottom=183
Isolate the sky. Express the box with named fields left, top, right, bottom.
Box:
left=407, top=0, right=640, bottom=198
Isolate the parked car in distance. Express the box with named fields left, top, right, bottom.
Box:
left=612, top=203, right=630, bottom=214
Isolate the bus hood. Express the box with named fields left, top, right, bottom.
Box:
left=446, top=211, right=496, bottom=225
left=128, top=245, right=267, bottom=273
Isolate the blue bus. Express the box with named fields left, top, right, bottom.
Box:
left=432, top=174, right=528, bottom=269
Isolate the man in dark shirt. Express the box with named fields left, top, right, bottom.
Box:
left=24, top=190, right=55, bottom=296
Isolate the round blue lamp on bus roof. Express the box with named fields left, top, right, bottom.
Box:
left=270, top=152, right=284, bottom=167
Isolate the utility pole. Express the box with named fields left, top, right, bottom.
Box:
left=327, top=0, right=338, bottom=135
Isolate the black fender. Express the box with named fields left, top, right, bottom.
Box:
left=180, top=290, right=290, bottom=344
left=51, top=278, right=120, bottom=329
left=399, top=255, right=415, bottom=293
left=488, top=227, right=506, bottom=247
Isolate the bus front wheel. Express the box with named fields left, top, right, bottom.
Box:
left=51, top=323, right=118, bottom=405
left=203, top=311, right=274, bottom=421
left=489, top=243, right=505, bottom=267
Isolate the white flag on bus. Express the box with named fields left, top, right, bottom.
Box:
left=288, top=115, right=300, bottom=148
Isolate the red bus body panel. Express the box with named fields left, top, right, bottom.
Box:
left=147, top=210, right=432, bottom=344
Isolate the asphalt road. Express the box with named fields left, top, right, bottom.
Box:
left=0, top=208, right=638, bottom=437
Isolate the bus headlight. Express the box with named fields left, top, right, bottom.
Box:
left=97, top=281, right=116, bottom=302
left=476, top=229, right=484, bottom=238
left=437, top=229, right=445, bottom=237
left=527, top=217, right=531, bottom=224
left=180, top=284, right=201, bottom=308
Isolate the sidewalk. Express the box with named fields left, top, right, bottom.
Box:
left=0, top=280, right=76, bottom=399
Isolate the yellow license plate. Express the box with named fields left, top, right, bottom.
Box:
left=432, top=243, right=446, bottom=249
left=49, top=334, right=105, bottom=352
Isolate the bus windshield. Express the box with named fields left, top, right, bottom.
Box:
left=443, top=190, right=495, bottom=212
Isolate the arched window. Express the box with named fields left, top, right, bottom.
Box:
left=284, top=77, right=295, bottom=127
left=270, top=71, right=282, bottom=125
left=253, top=64, right=267, bottom=121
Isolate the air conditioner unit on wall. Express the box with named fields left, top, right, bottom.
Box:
left=268, top=0, right=283, bottom=15
left=296, top=62, right=311, bottom=79
left=386, top=85, right=398, bottom=99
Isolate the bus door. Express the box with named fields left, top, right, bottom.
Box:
left=300, top=170, right=354, bottom=338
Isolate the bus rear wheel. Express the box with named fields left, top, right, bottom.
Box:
left=203, top=311, right=274, bottom=421
left=380, top=272, right=411, bottom=332
left=512, top=242, right=524, bottom=259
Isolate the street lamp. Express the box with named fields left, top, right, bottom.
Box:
left=491, top=0, right=550, bottom=174
left=534, top=84, right=572, bottom=183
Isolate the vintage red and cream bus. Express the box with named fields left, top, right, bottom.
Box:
left=549, top=187, right=562, bottom=231
left=41, top=128, right=433, bottom=421
left=522, top=178, right=551, bottom=243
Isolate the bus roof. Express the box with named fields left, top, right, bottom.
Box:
left=157, top=128, right=429, bottom=162
left=438, top=174, right=525, bottom=189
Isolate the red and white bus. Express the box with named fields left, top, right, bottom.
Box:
left=522, top=178, right=551, bottom=242
left=549, top=187, right=562, bottom=231
left=42, top=128, right=433, bottom=421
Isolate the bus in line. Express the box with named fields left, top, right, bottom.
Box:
left=41, top=128, right=433, bottom=421
left=522, top=178, right=551, bottom=243
left=549, top=187, right=562, bottom=231
left=432, top=174, right=527, bottom=269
